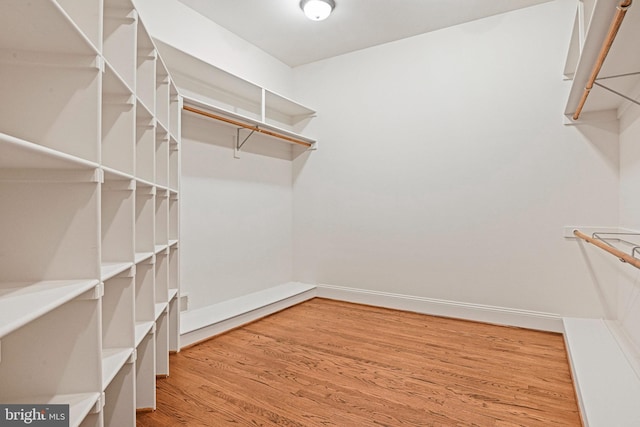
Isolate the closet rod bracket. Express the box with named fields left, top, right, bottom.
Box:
left=234, top=127, right=257, bottom=159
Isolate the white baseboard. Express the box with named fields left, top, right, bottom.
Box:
left=316, top=284, right=563, bottom=332
left=180, top=282, right=316, bottom=348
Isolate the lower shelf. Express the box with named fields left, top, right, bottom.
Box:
left=102, top=348, right=133, bottom=390
left=564, top=318, right=640, bottom=426
left=134, top=321, right=154, bottom=348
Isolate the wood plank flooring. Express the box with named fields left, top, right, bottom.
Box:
left=136, top=298, right=582, bottom=426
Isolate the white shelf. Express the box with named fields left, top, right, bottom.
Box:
left=135, top=252, right=154, bottom=264
left=102, top=347, right=133, bottom=390
left=0, top=280, right=100, bottom=338
left=168, top=239, right=178, bottom=248
left=135, top=321, right=155, bottom=347
left=564, top=318, right=640, bottom=426
left=100, top=262, right=134, bottom=282
left=565, top=0, right=640, bottom=120
left=183, top=95, right=316, bottom=146
left=0, top=132, right=100, bottom=171
left=0, top=0, right=98, bottom=55
left=155, top=244, right=169, bottom=254
left=154, top=303, right=168, bottom=321
left=168, top=288, right=178, bottom=301
left=155, top=39, right=316, bottom=139
left=4, top=392, right=102, bottom=427
left=102, top=166, right=134, bottom=182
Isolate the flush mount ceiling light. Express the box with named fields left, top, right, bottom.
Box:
left=300, top=0, right=335, bottom=21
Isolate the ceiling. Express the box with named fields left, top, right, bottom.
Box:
left=178, top=0, right=551, bottom=67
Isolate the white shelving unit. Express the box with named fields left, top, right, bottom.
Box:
left=153, top=40, right=317, bottom=154
left=0, top=1, right=180, bottom=425
left=564, top=0, right=640, bottom=122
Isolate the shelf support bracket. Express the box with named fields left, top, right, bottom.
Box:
left=234, top=127, right=256, bottom=159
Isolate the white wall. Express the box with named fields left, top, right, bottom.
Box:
left=180, top=114, right=294, bottom=309
left=291, top=0, right=620, bottom=317
left=133, top=0, right=294, bottom=96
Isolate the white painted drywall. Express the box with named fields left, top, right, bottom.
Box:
left=132, top=0, right=294, bottom=97
left=179, top=114, right=294, bottom=309
left=291, top=0, right=619, bottom=317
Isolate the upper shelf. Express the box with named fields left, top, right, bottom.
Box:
left=153, top=40, right=316, bottom=135
left=564, top=0, right=640, bottom=121
left=0, top=0, right=99, bottom=55
left=0, top=132, right=100, bottom=171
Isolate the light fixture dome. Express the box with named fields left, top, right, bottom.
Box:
left=300, top=0, right=335, bottom=21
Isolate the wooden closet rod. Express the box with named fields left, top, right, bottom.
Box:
left=573, top=229, right=640, bottom=269
left=183, top=105, right=313, bottom=148
left=573, top=0, right=633, bottom=120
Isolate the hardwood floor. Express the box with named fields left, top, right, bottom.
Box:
left=136, top=298, right=582, bottom=426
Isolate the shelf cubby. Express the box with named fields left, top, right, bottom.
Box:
left=136, top=23, right=156, bottom=116
left=156, top=129, right=169, bottom=188
left=135, top=183, right=155, bottom=260
left=0, top=179, right=100, bottom=282
left=102, top=64, right=135, bottom=175
left=0, top=296, right=102, bottom=412
left=56, top=0, right=103, bottom=52
left=101, top=271, right=135, bottom=391
left=156, top=309, right=169, bottom=377
left=169, top=137, right=180, bottom=191
left=169, top=84, right=181, bottom=139
left=135, top=255, right=155, bottom=343
left=169, top=193, right=179, bottom=242
left=0, top=0, right=99, bottom=56
left=135, top=329, right=156, bottom=411
left=155, top=310, right=169, bottom=377
left=156, top=60, right=170, bottom=129
left=168, top=248, right=180, bottom=353
left=0, top=50, right=100, bottom=162
left=101, top=175, right=135, bottom=279
left=104, top=361, right=135, bottom=427
left=135, top=104, right=155, bottom=183
left=103, top=1, right=137, bottom=92
left=155, top=250, right=169, bottom=305
left=155, top=189, right=169, bottom=249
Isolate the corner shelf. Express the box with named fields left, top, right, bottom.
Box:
left=565, top=0, right=640, bottom=121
